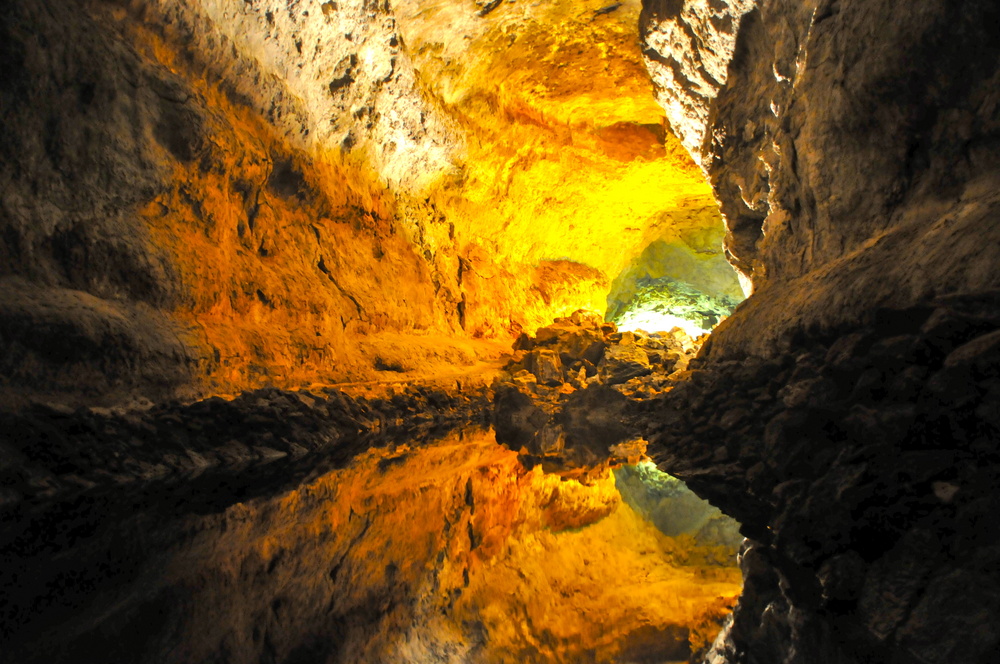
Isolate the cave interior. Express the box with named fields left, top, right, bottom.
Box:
left=1, top=1, right=999, bottom=663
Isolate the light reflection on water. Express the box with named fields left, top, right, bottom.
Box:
left=2, top=426, right=742, bottom=664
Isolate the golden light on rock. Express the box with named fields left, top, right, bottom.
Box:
left=58, top=0, right=735, bottom=397
left=158, top=429, right=741, bottom=662
left=4, top=1, right=999, bottom=663
left=0, top=2, right=746, bottom=658
left=397, top=0, right=724, bottom=335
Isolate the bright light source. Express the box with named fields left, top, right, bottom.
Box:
left=615, top=309, right=707, bottom=337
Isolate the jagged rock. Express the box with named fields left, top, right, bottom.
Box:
left=643, top=0, right=1000, bottom=360
left=493, top=310, right=706, bottom=475
left=638, top=295, right=1000, bottom=664
left=637, top=1, right=1000, bottom=659
left=0, top=384, right=494, bottom=507
left=599, top=343, right=654, bottom=385
left=531, top=349, right=564, bottom=386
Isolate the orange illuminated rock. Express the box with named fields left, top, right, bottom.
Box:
left=396, top=0, right=724, bottom=331
left=0, top=0, right=729, bottom=406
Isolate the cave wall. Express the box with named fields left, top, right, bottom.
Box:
left=642, top=0, right=1000, bottom=357
left=0, top=0, right=469, bottom=407
left=638, top=1, right=1000, bottom=662
left=1, top=0, right=733, bottom=408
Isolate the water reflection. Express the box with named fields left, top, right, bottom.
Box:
left=1, top=427, right=740, bottom=664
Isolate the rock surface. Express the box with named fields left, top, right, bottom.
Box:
left=0, top=384, right=492, bottom=510
left=639, top=3, right=1000, bottom=662
left=0, top=0, right=728, bottom=408
left=642, top=0, right=1000, bottom=351
left=638, top=295, right=1000, bottom=663
left=493, top=309, right=703, bottom=475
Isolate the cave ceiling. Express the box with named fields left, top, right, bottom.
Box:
left=394, top=0, right=718, bottom=282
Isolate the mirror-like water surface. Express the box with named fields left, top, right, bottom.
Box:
left=2, top=427, right=741, bottom=664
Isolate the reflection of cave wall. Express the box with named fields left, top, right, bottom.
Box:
left=615, top=462, right=743, bottom=550
left=1, top=429, right=741, bottom=664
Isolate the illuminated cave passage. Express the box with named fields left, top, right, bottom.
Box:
left=606, top=233, right=745, bottom=337
left=2, top=1, right=1000, bottom=664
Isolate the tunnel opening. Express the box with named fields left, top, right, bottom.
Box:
left=605, top=234, right=745, bottom=337
left=615, top=461, right=743, bottom=553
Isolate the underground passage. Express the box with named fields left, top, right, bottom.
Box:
left=1, top=0, right=999, bottom=663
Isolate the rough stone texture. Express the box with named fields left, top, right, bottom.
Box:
left=640, top=0, right=756, bottom=164
left=494, top=310, right=703, bottom=475
left=0, top=384, right=493, bottom=509
left=639, top=3, right=1000, bottom=661
left=0, top=0, right=471, bottom=405
left=0, top=0, right=730, bottom=408
left=637, top=295, right=1000, bottom=663
left=642, top=0, right=1000, bottom=345
left=128, top=0, right=457, bottom=190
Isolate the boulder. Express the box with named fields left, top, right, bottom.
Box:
left=599, top=344, right=653, bottom=385
left=531, top=349, right=564, bottom=386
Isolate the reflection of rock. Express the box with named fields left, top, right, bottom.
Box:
left=615, top=462, right=743, bottom=552
left=638, top=295, right=1000, bottom=664
left=494, top=384, right=555, bottom=452
left=0, top=384, right=494, bottom=507
left=493, top=310, right=704, bottom=475
left=494, top=382, right=631, bottom=476
left=0, top=427, right=742, bottom=664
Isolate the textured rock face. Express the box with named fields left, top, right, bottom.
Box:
left=394, top=0, right=719, bottom=293
left=494, top=311, right=704, bottom=475
left=642, top=0, right=1000, bottom=349
left=640, top=2, right=1000, bottom=662
left=0, top=0, right=466, bottom=406
left=0, top=0, right=729, bottom=408
left=640, top=0, right=755, bottom=164
left=641, top=296, right=1000, bottom=664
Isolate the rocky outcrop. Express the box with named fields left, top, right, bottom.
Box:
left=640, top=2, right=1000, bottom=662
left=493, top=310, right=704, bottom=474
left=642, top=0, right=1000, bottom=352
left=640, top=0, right=756, bottom=164
left=0, top=384, right=492, bottom=511
left=639, top=294, right=1000, bottom=663
left=0, top=0, right=466, bottom=405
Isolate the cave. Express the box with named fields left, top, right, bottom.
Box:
left=2, top=0, right=999, bottom=663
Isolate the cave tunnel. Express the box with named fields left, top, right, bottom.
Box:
left=2, top=0, right=999, bottom=663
